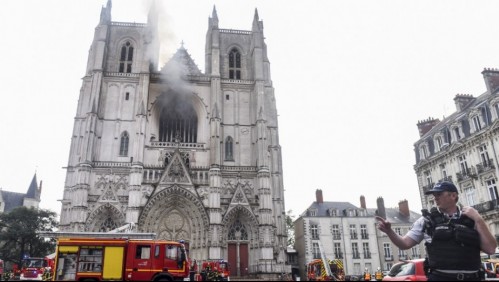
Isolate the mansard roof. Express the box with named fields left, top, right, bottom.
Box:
left=160, top=45, right=202, bottom=76
left=368, top=207, right=421, bottom=224
left=300, top=201, right=362, bottom=217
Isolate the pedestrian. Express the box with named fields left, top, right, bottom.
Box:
left=376, top=181, right=497, bottom=281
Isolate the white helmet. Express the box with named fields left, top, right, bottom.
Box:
left=377, top=267, right=381, bottom=271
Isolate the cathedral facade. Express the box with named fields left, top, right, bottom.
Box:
left=59, top=0, right=288, bottom=277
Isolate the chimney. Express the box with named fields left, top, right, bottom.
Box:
left=482, top=68, right=499, bottom=94
left=376, top=197, right=386, bottom=219
left=416, top=117, right=440, bottom=137
left=454, top=94, right=475, bottom=112
left=360, top=195, right=366, bottom=209
left=399, top=199, right=410, bottom=218
left=315, top=189, right=323, bottom=204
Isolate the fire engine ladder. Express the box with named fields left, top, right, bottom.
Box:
left=317, top=241, right=333, bottom=277
left=37, top=223, right=156, bottom=239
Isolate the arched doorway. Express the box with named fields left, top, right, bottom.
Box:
left=227, top=219, right=249, bottom=276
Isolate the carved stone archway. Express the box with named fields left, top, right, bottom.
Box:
left=138, top=185, right=209, bottom=259
left=85, top=203, right=125, bottom=232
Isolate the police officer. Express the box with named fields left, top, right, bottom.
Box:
left=376, top=181, right=497, bottom=281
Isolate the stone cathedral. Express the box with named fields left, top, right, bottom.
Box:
left=59, top=0, right=288, bottom=277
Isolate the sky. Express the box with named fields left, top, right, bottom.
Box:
left=2, top=0, right=499, bottom=220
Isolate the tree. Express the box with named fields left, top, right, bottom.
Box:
left=286, top=210, right=296, bottom=247
left=0, top=207, right=58, bottom=266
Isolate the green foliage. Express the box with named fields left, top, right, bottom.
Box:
left=0, top=207, right=58, bottom=266
left=286, top=209, right=296, bottom=247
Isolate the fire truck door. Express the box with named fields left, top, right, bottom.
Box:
left=102, top=246, right=124, bottom=280
left=130, top=244, right=153, bottom=281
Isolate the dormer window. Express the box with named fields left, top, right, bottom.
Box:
left=119, top=41, right=134, bottom=73
left=308, top=209, right=317, bottom=216
left=434, top=134, right=443, bottom=152
left=228, top=48, right=241, bottom=79
left=419, top=143, right=429, bottom=160
left=328, top=209, right=337, bottom=217
left=451, top=122, right=464, bottom=142
left=469, top=109, right=484, bottom=133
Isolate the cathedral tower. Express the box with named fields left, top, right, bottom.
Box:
left=59, top=1, right=287, bottom=278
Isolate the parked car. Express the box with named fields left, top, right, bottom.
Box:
left=382, top=258, right=427, bottom=281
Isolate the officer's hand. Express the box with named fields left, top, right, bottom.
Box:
left=375, top=216, right=392, bottom=234
left=461, top=206, right=481, bottom=221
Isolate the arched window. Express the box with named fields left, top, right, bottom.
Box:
left=228, top=219, right=248, bottom=240
left=225, top=136, right=234, bottom=161
left=228, top=48, right=241, bottom=79
left=158, top=96, right=198, bottom=143
left=120, top=132, right=129, bottom=156
left=119, top=41, right=134, bottom=73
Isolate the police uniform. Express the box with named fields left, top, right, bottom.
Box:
left=406, top=182, right=482, bottom=281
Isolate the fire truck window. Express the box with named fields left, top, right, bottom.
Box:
left=154, top=245, right=160, bottom=258
left=166, top=245, right=178, bottom=260
left=136, top=245, right=151, bottom=259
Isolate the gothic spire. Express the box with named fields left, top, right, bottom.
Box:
left=209, top=5, right=219, bottom=27
left=252, top=8, right=261, bottom=31
left=100, top=0, right=112, bottom=24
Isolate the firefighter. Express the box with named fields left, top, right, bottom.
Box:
left=363, top=268, right=371, bottom=281
left=374, top=267, right=383, bottom=281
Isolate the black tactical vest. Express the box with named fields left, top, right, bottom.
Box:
left=422, top=207, right=481, bottom=270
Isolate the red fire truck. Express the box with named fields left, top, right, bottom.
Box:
left=52, top=237, right=190, bottom=281
left=19, top=256, right=55, bottom=281
left=200, top=260, right=230, bottom=281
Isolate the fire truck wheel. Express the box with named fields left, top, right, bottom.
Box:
left=154, top=276, right=173, bottom=281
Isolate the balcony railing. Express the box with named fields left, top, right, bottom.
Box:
left=352, top=252, right=360, bottom=259
left=334, top=252, right=343, bottom=259
left=364, top=251, right=371, bottom=259
left=456, top=166, right=478, bottom=181
left=361, top=233, right=369, bottom=239
left=333, top=234, right=341, bottom=240
left=385, top=255, right=393, bottom=261
left=350, top=232, right=358, bottom=240
left=399, top=254, right=408, bottom=260
left=472, top=199, right=499, bottom=213
left=477, top=159, right=495, bottom=174
left=312, top=253, right=321, bottom=259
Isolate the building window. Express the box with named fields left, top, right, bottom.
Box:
left=419, top=144, right=429, bottom=159
left=479, top=145, right=491, bottom=168
left=394, top=227, right=402, bottom=236
left=458, top=155, right=469, bottom=175
left=225, top=136, right=234, bottom=161
left=119, top=41, right=134, bottom=73
left=312, top=242, right=320, bottom=259
left=424, top=171, right=433, bottom=187
left=158, top=97, right=198, bottom=143
left=434, top=135, right=443, bottom=152
left=362, top=242, right=371, bottom=259
left=310, top=224, right=319, bottom=240
left=308, top=209, right=317, bottom=216
left=398, top=249, right=407, bottom=260
left=350, top=224, right=357, bottom=239
left=228, top=48, right=241, bottom=79
left=119, top=132, right=129, bottom=156
left=464, top=186, right=475, bottom=206
left=125, top=92, right=130, bottom=100
left=383, top=243, right=392, bottom=260
left=332, top=225, right=341, bottom=240
left=360, top=225, right=368, bottom=239
left=352, top=243, right=360, bottom=259
left=440, top=163, right=448, bottom=181
left=451, top=124, right=463, bottom=142
left=334, top=243, right=343, bottom=259
left=411, top=246, right=420, bottom=258
left=487, top=179, right=498, bottom=201
left=472, top=115, right=482, bottom=132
